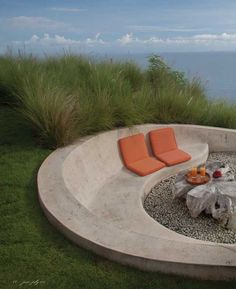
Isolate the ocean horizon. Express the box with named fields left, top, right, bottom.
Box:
left=96, top=51, right=236, bottom=103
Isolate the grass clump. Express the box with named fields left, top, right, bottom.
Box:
left=0, top=52, right=236, bottom=147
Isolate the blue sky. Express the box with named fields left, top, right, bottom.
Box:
left=1, top=0, right=236, bottom=54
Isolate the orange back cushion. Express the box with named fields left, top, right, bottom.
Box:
left=119, top=133, right=149, bottom=166
left=149, top=128, right=177, bottom=155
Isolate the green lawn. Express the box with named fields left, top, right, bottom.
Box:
left=0, top=107, right=235, bottom=289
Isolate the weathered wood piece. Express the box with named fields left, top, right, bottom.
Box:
left=174, top=161, right=236, bottom=229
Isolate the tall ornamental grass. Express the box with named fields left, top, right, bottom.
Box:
left=0, top=53, right=235, bottom=148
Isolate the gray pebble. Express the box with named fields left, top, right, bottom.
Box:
left=143, top=152, right=236, bottom=244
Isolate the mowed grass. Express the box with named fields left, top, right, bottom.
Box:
left=0, top=107, right=235, bottom=289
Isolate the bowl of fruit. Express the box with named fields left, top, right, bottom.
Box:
left=213, top=170, right=222, bottom=178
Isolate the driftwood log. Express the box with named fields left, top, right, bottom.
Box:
left=173, top=161, right=236, bottom=229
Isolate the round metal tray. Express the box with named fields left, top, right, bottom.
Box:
left=185, top=172, right=210, bottom=185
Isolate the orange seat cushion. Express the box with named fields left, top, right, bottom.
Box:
left=149, top=128, right=191, bottom=166
left=127, top=157, right=166, bottom=176
left=119, top=133, right=166, bottom=176
left=118, top=133, right=149, bottom=166
left=157, top=149, right=191, bottom=166
left=149, top=127, right=177, bottom=155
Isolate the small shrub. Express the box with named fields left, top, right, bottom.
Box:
left=147, top=54, right=188, bottom=89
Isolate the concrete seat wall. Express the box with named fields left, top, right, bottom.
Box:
left=38, top=124, right=236, bottom=280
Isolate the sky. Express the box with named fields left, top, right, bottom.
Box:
left=1, top=0, right=236, bottom=55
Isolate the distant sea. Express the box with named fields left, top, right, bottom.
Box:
left=100, top=52, right=236, bottom=103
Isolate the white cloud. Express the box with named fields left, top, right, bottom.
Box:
left=193, top=33, right=236, bottom=41
left=118, top=33, right=162, bottom=46
left=28, top=35, right=40, bottom=43
left=143, top=37, right=164, bottom=44
left=128, top=25, right=209, bottom=33
left=13, top=33, right=106, bottom=47
left=21, top=34, right=80, bottom=46
left=11, top=32, right=236, bottom=52
left=117, top=33, right=137, bottom=45
left=85, top=33, right=105, bottom=45
left=117, top=33, right=164, bottom=45
left=6, top=16, right=75, bottom=31
left=172, top=33, right=236, bottom=44
left=50, top=7, right=87, bottom=12
left=117, top=32, right=236, bottom=46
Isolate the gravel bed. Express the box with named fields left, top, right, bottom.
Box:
left=144, top=152, right=236, bottom=244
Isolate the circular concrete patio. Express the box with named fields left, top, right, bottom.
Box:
left=37, top=124, right=236, bottom=280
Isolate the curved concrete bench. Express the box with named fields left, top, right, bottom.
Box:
left=38, top=124, right=236, bottom=280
